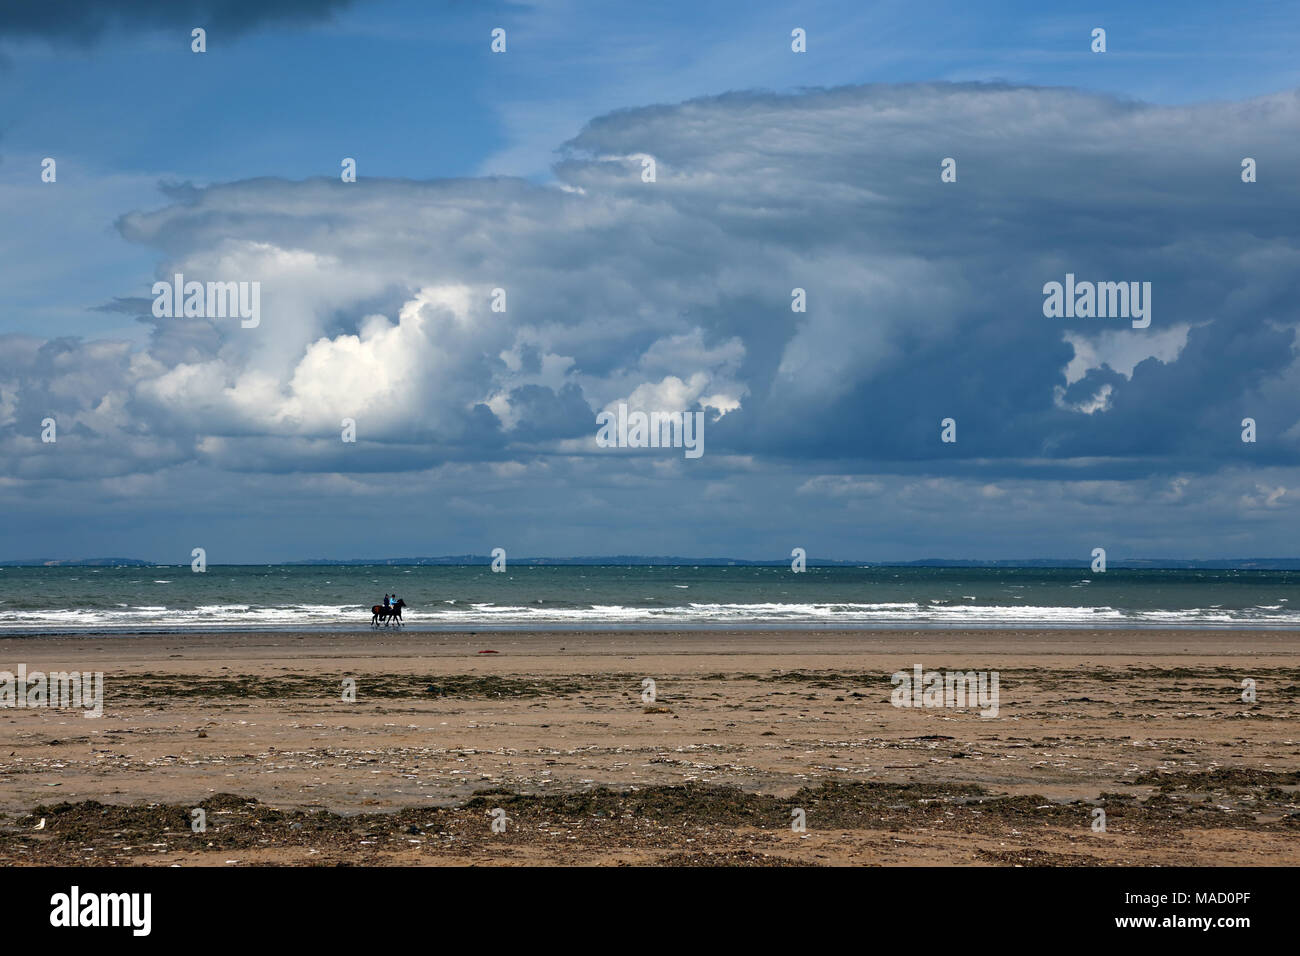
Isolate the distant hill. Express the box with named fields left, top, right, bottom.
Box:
left=282, top=556, right=1300, bottom=570
left=2, top=558, right=153, bottom=567
left=6, top=556, right=1300, bottom=570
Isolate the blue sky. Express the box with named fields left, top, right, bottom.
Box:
left=3, top=1, right=1300, bottom=562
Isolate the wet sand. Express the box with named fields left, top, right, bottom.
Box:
left=1, top=628, right=1297, bottom=865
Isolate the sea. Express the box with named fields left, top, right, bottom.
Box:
left=1, top=564, right=1298, bottom=633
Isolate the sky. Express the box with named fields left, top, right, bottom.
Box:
left=2, top=0, right=1300, bottom=563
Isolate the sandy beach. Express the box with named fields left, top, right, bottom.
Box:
left=1, top=628, right=1297, bottom=866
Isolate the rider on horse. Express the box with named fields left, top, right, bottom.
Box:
left=372, top=595, right=406, bottom=627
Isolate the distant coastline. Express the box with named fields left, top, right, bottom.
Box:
left=7, top=556, right=1300, bottom=570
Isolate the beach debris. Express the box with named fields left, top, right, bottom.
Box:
left=478, top=650, right=500, bottom=654
left=34, top=818, right=46, bottom=830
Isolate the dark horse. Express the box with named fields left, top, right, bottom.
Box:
left=371, top=598, right=406, bottom=627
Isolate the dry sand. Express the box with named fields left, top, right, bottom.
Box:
left=1, top=628, right=1297, bottom=866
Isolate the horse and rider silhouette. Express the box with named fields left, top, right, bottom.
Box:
left=371, top=596, right=406, bottom=627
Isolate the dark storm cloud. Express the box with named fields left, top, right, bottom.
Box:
left=554, top=84, right=1300, bottom=473
left=0, top=0, right=358, bottom=45
left=3, top=82, right=1300, bottom=556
